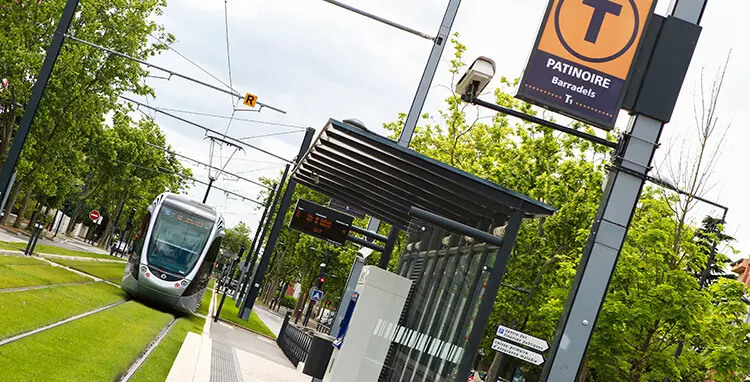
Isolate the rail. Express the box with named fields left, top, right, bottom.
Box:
left=277, top=312, right=313, bottom=367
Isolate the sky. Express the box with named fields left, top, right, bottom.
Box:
left=132, top=0, right=748, bottom=259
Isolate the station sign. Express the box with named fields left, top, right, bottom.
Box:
left=289, top=199, right=354, bottom=246
left=516, top=0, right=657, bottom=130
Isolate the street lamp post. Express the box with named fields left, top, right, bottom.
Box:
left=303, top=247, right=332, bottom=327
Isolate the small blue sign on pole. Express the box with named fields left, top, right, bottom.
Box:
left=310, top=288, right=324, bottom=302
left=333, top=291, right=359, bottom=349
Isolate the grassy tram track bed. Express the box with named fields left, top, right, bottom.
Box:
left=0, top=282, right=125, bottom=340
left=0, top=255, right=89, bottom=288
left=217, top=296, right=276, bottom=339
left=129, top=315, right=206, bottom=382
left=48, top=258, right=127, bottom=285
left=0, top=301, right=173, bottom=382
left=196, top=288, right=213, bottom=316
left=0, top=241, right=116, bottom=260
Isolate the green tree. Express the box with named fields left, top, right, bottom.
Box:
left=0, top=0, right=172, bottom=229
left=377, top=34, right=750, bottom=382
left=223, top=221, right=252, bottom=257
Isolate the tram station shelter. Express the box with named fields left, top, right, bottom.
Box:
left=290, top=118, right=555, bottom=381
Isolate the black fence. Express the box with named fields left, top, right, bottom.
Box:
left=277, top=312, right=313, bottom=367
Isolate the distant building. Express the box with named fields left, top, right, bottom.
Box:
left=731, top=258, right=750, bottom=288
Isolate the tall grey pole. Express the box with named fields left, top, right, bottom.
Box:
left=542, top=1, right=707, bottom=380
left=234, top=185, right=277, bottom=303
left=397, top=0, right=461, bottom=147
left=236, top=172, right=285, bottom=307
left=239, top=127, right=316, bottom=320
left=0, top=0, right=80, bottom=203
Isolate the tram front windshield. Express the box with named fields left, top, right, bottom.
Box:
left=147, top=205, right=213, bottom=276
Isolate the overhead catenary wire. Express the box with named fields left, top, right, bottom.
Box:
left=148, top=33, right=236, bottom=94
left=144, top=142, right=273, bottom=190
left=154, top=107, right=307, bottom=130
left=63, top=33, right=286, bottom=114
left=120, top=96, right=293, bottom=164
left=113, top=158, right=263, bottom=206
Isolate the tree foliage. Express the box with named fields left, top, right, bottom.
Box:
left=0, top=0, right=192, bottom=240
left=376, top=34, right=749, bottom=381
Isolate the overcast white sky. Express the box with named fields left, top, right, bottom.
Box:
left=133, top=0, right=747, bottom=259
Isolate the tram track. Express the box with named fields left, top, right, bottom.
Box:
left=37, top=256, right=121, bottom=287
left=119, top=315, right=179, bottom=382
left=0, top=299, right=127, bottom=346
left=0, top=280, right=98, bottom=293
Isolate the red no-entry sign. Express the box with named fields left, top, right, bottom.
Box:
left=89, top=210, right=101, bottom=222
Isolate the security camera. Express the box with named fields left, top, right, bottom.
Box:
left=357, top=247, right=374, bottom=259
left=455, top=56, right=496, bottom=99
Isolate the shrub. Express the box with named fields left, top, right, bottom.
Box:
left=281, top=295, right=297, bottom=309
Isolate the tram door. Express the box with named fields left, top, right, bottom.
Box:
left=184, top=237, right=222, bottom=296
left=127, top=212, right=152, bottom=279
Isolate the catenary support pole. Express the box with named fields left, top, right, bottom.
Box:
left=397, top=0, right=461, bottom=147
left=239, top=127, right=316, bottom=320
left=542, top=1, right=708, bottom=379
left=215, top=247, right=245, bottom=323
left=0, top=0, right=80, bottom=204
left=202, top=178, right=215, bottom=204
left=236, top=174, right=284, bottom=307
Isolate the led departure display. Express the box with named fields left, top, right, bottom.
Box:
left=289, top=199, right=354, bottom=246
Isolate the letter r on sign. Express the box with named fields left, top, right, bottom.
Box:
left=243, top=93, right=258, bottom=108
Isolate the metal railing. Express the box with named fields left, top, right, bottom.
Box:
left=277, top=312, right=313, bottom=367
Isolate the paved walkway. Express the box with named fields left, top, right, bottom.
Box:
left=167, top=291, right=310, bottom=382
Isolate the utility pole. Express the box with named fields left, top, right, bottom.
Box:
left=0, top=0, right=80, bottom=204
left=202, top=178, right=215, bottom=203
left=304, top=249, right=332, bottom=326
left=236, top=172, right=285, bottom=307
left=542, top=1, right=708, bottom=380
left=397, top=0, right=461, bottom=147
left=239, top=127, right=316, bottom=320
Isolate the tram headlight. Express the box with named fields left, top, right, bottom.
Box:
left=140, top=265, right=147, bottom=273
left=180, top=280, right=189, bottom=288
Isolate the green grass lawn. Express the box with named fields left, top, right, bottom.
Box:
left=0, top=301, right=173, bottom=382
left=0, top=282, right=125, bottom=340
left=0, top=257, right=89, bottom=289
left=196, top=288, right=213, bottom=316
left=218, top=296, right=276, bottom=339
left=129, top=315, right=205, bottom=382
left=0, top=241, right=119, bottom=260
left=208, top=278, right=216, bottom=290
left=48, top=259, right=126, bottom=285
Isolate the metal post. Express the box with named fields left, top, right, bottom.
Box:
left=542, top=2, right=707, bottom=379
left=202, top=178, right=215, bottom=204
left=0, top=0, right=80, bottom=204
left=214, top=247, right=245, bottom=323
left=397, top=0, right=462, bottom=147
left=236, top=171, right=285, bottom=307
left=455, top=210, right=523, bottom=381
left=304, top=250, right=331, bottom=326
left=331, top=254, right=365, bottom=336
left=379, top=226, right=398, bottom=269
left=239, top=127, right=316, bottom=320
left=53, top=209, right=63, bottom=237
